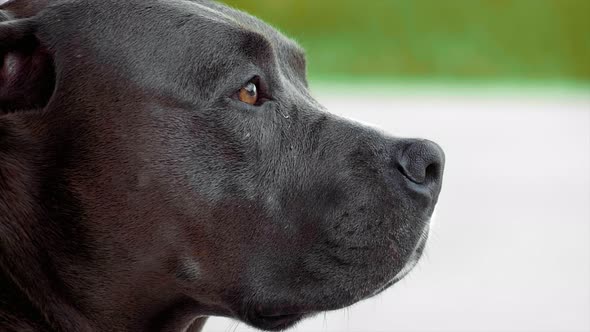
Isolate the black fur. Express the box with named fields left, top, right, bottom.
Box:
left=0, top=0, right=445, bottom=331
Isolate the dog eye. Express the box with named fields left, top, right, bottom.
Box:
left=238, top=81, right=259, bottom=105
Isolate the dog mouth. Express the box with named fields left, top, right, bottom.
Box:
left=246, top=308, right=308, bottom=331
left=238, top=226, right=431, bottom=331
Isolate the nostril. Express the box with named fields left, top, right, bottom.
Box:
left=396, top=140, right=445, bottom=185
left=424, top=161, right=441, bottom=184
left=396, top=163, right=408, bottom=179
left=398, top=160, right=428, bottom=185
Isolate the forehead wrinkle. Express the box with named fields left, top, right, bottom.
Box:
left=192, top=2, right=239, bottom=25
left=191, top=1, right=302, bottom=53
left=161, top=0, right=243, bottom=28
left=169, top=0, right=307, bottom=86
left=185, top=1, right=306, bottom=65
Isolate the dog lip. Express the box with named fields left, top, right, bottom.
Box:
left=259, top=311, right=305, bottom=317
left=246, top=309, right=307, bottom=331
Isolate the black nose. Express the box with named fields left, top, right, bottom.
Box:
left=397, top=140, right=445, bottom=187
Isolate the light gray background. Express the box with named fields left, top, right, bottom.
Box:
left=206, top=87, right=590, bottom=332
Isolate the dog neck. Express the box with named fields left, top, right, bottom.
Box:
left=0, top=113, right=96, bottom=331
left=0, top=115, right=208, bottom=331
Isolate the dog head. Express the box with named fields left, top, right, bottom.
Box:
left=0, top=0, right=444, bottom=330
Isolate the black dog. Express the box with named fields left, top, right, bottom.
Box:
left=0, top=0, right=445, bottom=331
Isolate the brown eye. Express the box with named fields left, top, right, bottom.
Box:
left=238, top=82, right=258, bottom=105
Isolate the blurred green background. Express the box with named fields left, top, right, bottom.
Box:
left=219, top=0, right=590, bottom=86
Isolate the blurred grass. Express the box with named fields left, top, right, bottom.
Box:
left=219, top=0, right=590, bottom=85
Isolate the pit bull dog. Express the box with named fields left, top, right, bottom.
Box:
left=0, top=0, right=445, bottom=331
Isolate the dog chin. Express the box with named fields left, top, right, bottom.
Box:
left=245, top=311, right=307, bottom=331
left=371, top=229, right=430, bottom=298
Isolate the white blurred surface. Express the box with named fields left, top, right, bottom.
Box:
left=206, top=89, right=590, bottom=332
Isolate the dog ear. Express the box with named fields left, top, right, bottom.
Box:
left=1, top=0, right=51, bottom=19
left=0, top=17, right=55, bottom=113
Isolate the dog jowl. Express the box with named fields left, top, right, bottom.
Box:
left=0, top=0, right=445, bottom=331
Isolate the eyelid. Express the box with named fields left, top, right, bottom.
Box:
left=246, top=76, right=261, bottom=91
left=242, top=76, right=272, bottom=105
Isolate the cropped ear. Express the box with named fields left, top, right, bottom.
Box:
left=0, top=17, right=55, bottom=113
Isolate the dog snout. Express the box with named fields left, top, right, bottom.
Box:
left=396, top=139, right=445, bottom=193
